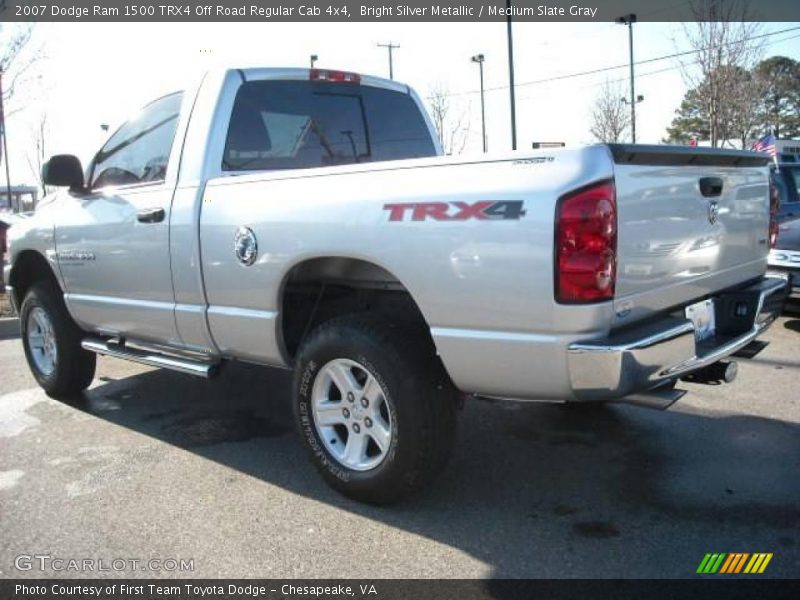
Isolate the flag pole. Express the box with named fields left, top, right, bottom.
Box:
left=0, top=71, right=13, bottom=213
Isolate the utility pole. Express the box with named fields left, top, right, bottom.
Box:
left=506, top=0, right=517, bottom=150
left=377, top=42, right=400, bottom=80
left=616, top=13, right=638, bottom=143
left=310, top=54, right=318, bottom=69
left=471, top=54, right=487, bottom=152
left=0, top=71, right=12, bottom=213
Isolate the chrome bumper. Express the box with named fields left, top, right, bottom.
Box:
left=567, top=277, right=787, bottom=402
left=768, top=248, right=800, bottom=299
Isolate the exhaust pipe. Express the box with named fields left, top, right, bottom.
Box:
left=616, top=385, right=686, bottom=410
left=681, top=360, right=738, bottom=385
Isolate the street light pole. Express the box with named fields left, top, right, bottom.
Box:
left=0, top=71, right=13, bottom=212
left=471, top=54, right=487, bottom=153
left=616, top=13, right=638, bottom=143
left=506, top=0, right=517, bottom=150
left=377, top=42, right=400, bottom=80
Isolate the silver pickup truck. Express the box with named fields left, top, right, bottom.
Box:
left=5, top=67, right=786, bottom=503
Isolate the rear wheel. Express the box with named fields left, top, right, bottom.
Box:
left=293, top=314, right=456, bottom=504
left=20, top=283, right=96, bottom=397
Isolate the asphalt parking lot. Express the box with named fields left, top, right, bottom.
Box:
left=1, top=312, right=798, bottom=579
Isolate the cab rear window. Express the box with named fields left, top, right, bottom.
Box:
left=223, top=80, right=436, bottom=171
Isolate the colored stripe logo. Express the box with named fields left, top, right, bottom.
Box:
left=697, top=553, right=773, bottom=574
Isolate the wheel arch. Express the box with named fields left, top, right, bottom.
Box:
left=277, top=256, right=435, bottom=361
left=8, top=250, right=62, bottom=310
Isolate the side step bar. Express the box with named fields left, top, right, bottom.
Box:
left=81, top=338, right=220, bottom=378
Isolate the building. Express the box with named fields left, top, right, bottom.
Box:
left=0, top=185, right=39, bottom=213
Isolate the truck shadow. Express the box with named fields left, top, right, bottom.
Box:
left=63, top=360, right=800, bottom=578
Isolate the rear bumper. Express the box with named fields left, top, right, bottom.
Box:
left=567, top=276, right=787, bottom=402
left=773, top=271, right=800, bottom=299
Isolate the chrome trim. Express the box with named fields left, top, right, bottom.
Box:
left=233, top=226, right=258, bottom=267
left=65, top=293, right=175, bottom=312
left=81, top=338, right=218, bottom=378
left=430, top=327, right=558, bottom=344
left=568, top=277, right=786, bottom=402
left=768, top=248, right=800, bottom=268
left=206, top=305, right=278, bottom=320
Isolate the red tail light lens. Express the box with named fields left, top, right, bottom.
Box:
left=769, top=177, right=780, bottom=248
left=309, top=69, right=361, bottom=84
left=555, top=181, right=617, bottom=303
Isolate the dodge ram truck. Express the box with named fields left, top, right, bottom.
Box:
left=5, top=67, right=786, bottom=503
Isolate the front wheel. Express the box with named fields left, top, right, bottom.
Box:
left=293, top=314, right=456, bottom=504
left=20, top=283, right=96, bottom=398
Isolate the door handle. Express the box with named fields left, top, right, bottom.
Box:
left=699, top=177, right=724, bottom=197
left=136, top=207, right=165, bottom=223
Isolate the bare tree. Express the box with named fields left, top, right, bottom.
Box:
left=427, top=83, right=470, bottom=155
left=26, top=112, right=49, bottom=196
left=677, top=0, right=764, bottom=147
left=589, top=80, right=630, bottom=143
left=0, top=24, right=40, bottom=104
left=726, top=66, right=766, bottom=148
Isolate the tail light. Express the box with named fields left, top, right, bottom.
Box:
left=769, top=177, right=780, bottom=248
left=555, top=181, right=617, bottom=303
left=309, top=69, right=361, bottom=84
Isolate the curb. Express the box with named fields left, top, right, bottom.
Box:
left=0, top=317, right=20, bottom=339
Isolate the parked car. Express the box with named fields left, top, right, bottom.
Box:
left=0, top=213, right=30, bottom=294
left=768, top=216, right=800, bottom=301
left=4, top=68, right=786, bottom=503
left=771, top=164, right=800, bottom=222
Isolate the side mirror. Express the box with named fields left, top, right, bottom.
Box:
left=42, top=155, right=84, bottom=190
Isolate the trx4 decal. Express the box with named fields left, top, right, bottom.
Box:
left=383, top=201, right=526, bottom=222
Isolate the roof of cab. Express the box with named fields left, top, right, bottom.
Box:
left=234, top=67, right=410, bottom=94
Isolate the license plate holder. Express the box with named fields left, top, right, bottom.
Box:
left=685, top=298, right=716, bottom=342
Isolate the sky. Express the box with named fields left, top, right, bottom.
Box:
left=3, top=20, right=800, bottom=188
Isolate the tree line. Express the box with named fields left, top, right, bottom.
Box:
left=592, top=1, right=799, bottom=148
left=664, top=55, right=800, bottom=147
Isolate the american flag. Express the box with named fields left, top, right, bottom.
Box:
left=751, top=133, right=777, bottom=156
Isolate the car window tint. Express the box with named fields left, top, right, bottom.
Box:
left=91, top=92, right=183, bottom=188
left=223, top=81, right=435, bottom=171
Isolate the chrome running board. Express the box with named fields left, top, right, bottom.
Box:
left=81, top=338, right=220, bottom=378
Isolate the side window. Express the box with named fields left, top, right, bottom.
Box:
left=91, top=92, right=183, bottom=189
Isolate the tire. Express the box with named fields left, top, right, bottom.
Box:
left=293, top=313, right=457, bottom=504
left=20, top=283, right=96, bottom=398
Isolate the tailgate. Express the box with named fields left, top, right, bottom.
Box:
left=609, top=145, right=772, bottom=323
